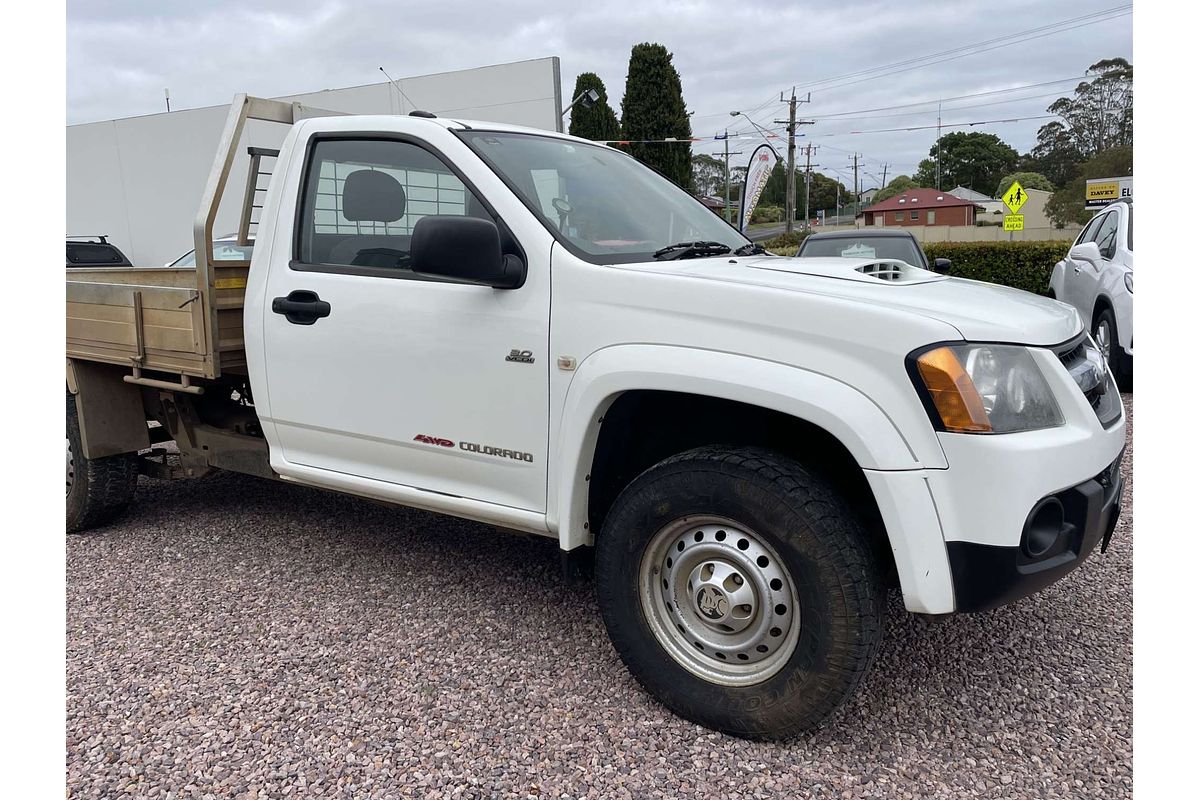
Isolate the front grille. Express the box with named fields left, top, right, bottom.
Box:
left=1054, top=333, right=1122, bottom=427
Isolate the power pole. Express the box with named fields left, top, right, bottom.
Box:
left=802, top=143, right=820, bottom=232
left=936, top=101, right=943, bottom=190
left=719, top=130, right=742, bottom=225
left=880, top=162, right=890, bottom=189
left=774, top=89, right=812, bottom=235
left=849, top=153, right=862, bottom=227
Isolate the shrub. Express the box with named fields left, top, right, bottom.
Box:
left=751, top=205, right=783, bottom=224
left=760, top=230, right=809, bottom=254
left=922, top=240, right=1069, bottom=295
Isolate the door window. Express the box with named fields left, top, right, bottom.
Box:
left=295, top=138, right=492, bottom=273
left=1076, top=213, right=1104, bottom=246
left=1092, top=212, right=1120, bottom=258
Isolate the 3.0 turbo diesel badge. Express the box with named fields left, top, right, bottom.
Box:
left=505, top=349, right=535, bottom=364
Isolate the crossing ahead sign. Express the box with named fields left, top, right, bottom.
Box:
left=1002, top=180, right=1028, bottom=214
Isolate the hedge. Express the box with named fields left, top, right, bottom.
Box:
left=758, top=237, right=1068, bottom=296
left=921, top=241, right=1069, bottom=296
left=759, top=230, right=809, bottom=252
left=750, top=205, right=784, bottom=224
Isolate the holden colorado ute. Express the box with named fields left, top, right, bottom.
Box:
left=66, top=95, right=1126, bottom=739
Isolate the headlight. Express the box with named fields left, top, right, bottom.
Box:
left=911, top=344, right=1064, bottom=433
left=1124, top=272, right=1133, bottom=293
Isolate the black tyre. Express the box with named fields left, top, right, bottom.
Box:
left=67, top=392, right=139, bottom=534
left=1093, top=307, right=1132, bottom=391
left=595, top=445, right=885, bottom=739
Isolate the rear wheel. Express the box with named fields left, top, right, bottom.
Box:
left=1093, top=307, right=1132, bottom=391
left=67, top=392, right=139, bottom=534
left=595, top=445, right=885, bottom=739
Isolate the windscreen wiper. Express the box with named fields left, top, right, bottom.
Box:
left=652, top=241, right=733, bottom=260
left=734, top=242, right=767, bottom=256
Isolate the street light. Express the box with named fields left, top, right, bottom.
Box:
left=562, top=88, right=600, bottom=118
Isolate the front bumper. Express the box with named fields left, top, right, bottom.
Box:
left=946, top=455, right=1123, bottom=612
left=866, top=339, right=1126, bottom=616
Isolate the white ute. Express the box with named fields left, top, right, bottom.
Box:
left=65, top=96, right=1126, bottom=739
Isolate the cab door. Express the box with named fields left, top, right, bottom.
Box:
left=257, top=133, right=551, bottom=512
left=1069, top=210, right=1119, bottom=327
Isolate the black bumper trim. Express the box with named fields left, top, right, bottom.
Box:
left=947, top=457, right=1124, bottom=613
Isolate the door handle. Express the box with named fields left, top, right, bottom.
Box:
left=271, top=290, right=331, bottom=325
left=1073, top=266, right=1082, bottom=274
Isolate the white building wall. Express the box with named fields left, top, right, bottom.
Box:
left=67, top=57, right=562, bottom=266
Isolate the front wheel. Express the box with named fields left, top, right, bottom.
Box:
left=1093, top=307, right=1132, bottom=391
left=67, top=392, right=139, bottom=534
left=595, top=446, right=885, bottom=739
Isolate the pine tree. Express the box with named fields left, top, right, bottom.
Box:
left=619, top=43, right=692, bottom=189
left=567, top=72, right=620, bottom=142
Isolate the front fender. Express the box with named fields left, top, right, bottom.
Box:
left=548, top=344, right=939, bottom=552
left=1048, top=260, right=1067, bottom=297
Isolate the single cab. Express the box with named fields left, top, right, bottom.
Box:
left=66, top=95, right=1126, bottom=739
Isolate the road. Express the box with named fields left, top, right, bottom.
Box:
left=67, top=397, right=1133, bottom=799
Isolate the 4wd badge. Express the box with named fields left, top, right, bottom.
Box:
left=505, top=349, right=535, bottom=364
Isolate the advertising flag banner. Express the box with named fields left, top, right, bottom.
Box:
left=739, top=144, right=778, bottom=232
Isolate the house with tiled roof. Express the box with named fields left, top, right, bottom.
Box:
left=862, top=188, right=982, bottom=227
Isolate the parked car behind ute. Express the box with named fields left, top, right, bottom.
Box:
left=1049, top=198, right=1133, bottom=389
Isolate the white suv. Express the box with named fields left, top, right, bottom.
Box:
left=1049, top=198, right=1133, bottom=389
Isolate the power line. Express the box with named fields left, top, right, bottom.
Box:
left=706, top=6, right=1127, bottom=140
left=796, top=76, right=1093, bottom=121
left=786, top=5, right=1130, bottom=95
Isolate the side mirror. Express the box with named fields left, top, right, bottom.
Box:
left=411, top=216, right=526, bottom=289
left=932, top=257, right=952, bottom=274
left=1069, top=241, right=1101, bottom=266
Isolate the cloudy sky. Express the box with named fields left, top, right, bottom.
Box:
left=67, top=0, right=1131, bottom=190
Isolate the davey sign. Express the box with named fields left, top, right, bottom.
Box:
left=1085, top=176, right=1132, bottom=209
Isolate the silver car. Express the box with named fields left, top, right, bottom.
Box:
left=1049, top=198, right=1132, bottom=390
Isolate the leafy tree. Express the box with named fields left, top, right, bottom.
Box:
left=994, top=171, right=1054, bottom=196
left=691, top=153, right=725, bottom=197
left=1023, top=122, right=1082, bottom=188
left=915, top=132, right=1018, bottom=194
left=872, top=175, right=920, bottom=204
left=620, top=43, right=693, bottom=189
left=758, top=164, right=848, bottom=218
left=566, top=72, right=620, bottom=142
left=1026, top=58, right=1133, bottom=187
left=1045, top=146, right=1132, bottom=227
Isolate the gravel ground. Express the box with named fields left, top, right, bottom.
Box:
left=67, top=396, right=1133, bottom=799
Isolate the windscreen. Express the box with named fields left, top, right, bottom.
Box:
left=459, top=131, right=748, bottom=264
left=799, top=236, right=924, bottom=267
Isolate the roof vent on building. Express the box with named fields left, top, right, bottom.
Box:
left=911, top=197, right=918, bottom=203
left=936, top=195, right=944, bottom=201
left=898, top=198, right=906, bottom=203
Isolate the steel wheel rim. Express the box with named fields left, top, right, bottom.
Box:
left=639, top=516, right=801, bottom=686
left=66, top=437, right=75, bottom=497
left=1095, top=319, right=1112, bottom=361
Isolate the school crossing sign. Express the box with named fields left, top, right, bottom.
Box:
left=1002, top=179, right=1026, bottom=231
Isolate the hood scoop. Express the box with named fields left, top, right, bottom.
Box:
left=737, top=256, right=945, bottom=286
left=854, top=259, right=936, bottom=283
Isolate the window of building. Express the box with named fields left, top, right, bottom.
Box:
left=894, top=211, right=904, bottom=222
left=910, top=209, right=919, bottom=220
left=296, top=138, right=492, bottom=273
left=927, top=211, right=936, bottom=225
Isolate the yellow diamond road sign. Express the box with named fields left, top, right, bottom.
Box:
left=1004, top=214, right=1025, bottom=232
left=1003, top=180, right=1028, bottom=214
